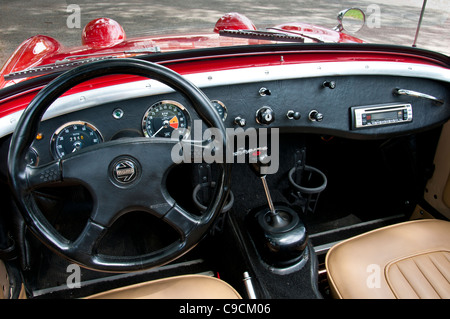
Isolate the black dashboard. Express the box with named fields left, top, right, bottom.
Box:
left=24, top=74, right=450, bottom=167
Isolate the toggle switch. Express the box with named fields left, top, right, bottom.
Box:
left=286, top=110, right=301, bottom=120
left=322, top=81, right=336, bottom=89
left=308, top=110, right=323, bottom=122
left=234, top=116, right=247, bottom=127
left=259, top=87, right=272, bottom=96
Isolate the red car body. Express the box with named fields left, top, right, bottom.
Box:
left=1, top=13, right=364, bottom=88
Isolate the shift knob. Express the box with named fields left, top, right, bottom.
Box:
left=248, top=148, right=270, bottom=177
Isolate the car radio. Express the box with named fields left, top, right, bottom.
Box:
left=351, top=103, right=412, bottom=129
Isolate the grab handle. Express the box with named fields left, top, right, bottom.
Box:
left=393, top=88, right=444, bottom=105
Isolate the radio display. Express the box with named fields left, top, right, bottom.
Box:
left=370, top=111, right=399, bottom=121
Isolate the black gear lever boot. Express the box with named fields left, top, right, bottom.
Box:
left=248, top=160, right=308, bottom=268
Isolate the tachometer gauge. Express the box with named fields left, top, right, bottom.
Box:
left=50, top=121, right=103, bottom=159
left=211, top=100, right=227, bottom=122
left=142, top=100, right=191, bottom=138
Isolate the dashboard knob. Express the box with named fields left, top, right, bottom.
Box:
left=308, top=110, right=323, bottom=122
left=234, top=116, right=247, bottom=127
left=286, top=110, right=301, bottom=120
left=256, top=106, right=275, bottom=125
left=259, top=87, right=271, bottom=96
left=322, top=80, right=336, bottom=89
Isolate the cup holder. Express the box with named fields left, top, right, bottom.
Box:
left=288, top=164, right=327, bottom=214
left=192, top=181, right=234, bottom=213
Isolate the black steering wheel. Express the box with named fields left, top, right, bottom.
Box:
left=7, top=59, right=230, bottom=272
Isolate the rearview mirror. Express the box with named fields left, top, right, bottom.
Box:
left=335, top=8, right=365, bottom=33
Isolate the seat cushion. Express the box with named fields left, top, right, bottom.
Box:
left=86, top=274, right=242, bottom=299
left=325, top=219, right=450, bottom=299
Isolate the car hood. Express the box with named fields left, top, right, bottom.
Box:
left=0, top=12, right=363, bottom=89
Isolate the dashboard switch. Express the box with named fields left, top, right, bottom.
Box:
left=256, top=106, right=275, bottom=125
left=234, top=116, right=247, bottom=127
left=308, top=110, right=323, bottom=122
left=322, top=81, right=336, bottom=89
left=259, top=87, right=271, bottom=96
left=286, top=110, right=301, bottom=120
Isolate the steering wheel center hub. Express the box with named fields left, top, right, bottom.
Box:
left=110, top=156, right=140, bottom=186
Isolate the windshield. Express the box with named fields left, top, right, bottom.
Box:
left=1, top=0, right=449, bottom=69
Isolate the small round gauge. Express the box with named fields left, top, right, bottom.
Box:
left=50, top=121, right=103, bottom=159
left=142, top=100, right=191, bottom=138
left=25, top=147, right=39, bottom=167
left=211, top=100, right=227, bottom=122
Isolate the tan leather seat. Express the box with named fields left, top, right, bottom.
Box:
left=86, top=274, right=242, bottom=299
left=325, top=219, right=450, bottom=299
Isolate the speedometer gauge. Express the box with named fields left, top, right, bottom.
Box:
left=142, top=100, right=191, bottom=138
left=51, top=121, right=103, bottom=159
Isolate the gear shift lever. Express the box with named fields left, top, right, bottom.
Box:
left=249, top=161, right=290, bottom=228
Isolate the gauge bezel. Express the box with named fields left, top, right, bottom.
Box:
left=211, top=100, right=227, bottom=122
left=142, top=100, right=191, bottom=139
left=26, top=147, right=39, bottom=167
left=50, top=121, right=104, bottom=159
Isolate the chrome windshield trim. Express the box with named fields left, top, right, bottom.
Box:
left=1, top=60, right=449, bottom=138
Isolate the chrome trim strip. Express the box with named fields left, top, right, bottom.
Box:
left=308, top=214, right=405, bottom=240
left=1, top=61, right=449, bottom=138
left=313, top=241, right=342, bottom=255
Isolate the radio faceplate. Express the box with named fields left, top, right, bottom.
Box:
left=351, top=103, right=413, bottom=129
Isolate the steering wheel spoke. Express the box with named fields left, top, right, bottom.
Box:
left=163, top=205, right=201, bottom=241
left=25, top=160, right=62, bottom=190
left=69, top=219, right=107, bottom=261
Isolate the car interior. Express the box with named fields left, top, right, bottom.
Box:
left=0, top=11, right=449, bottom=300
